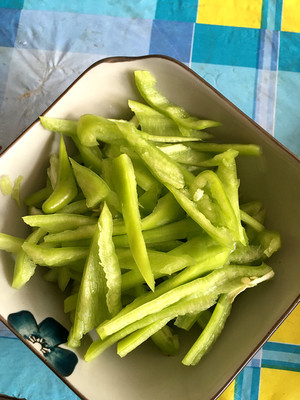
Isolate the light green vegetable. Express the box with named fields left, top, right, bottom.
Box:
left=0, top=69, right=280, bottom=368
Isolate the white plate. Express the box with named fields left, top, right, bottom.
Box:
left=0, top=55, right=299, bottom=400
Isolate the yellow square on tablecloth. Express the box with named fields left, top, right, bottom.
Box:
left=269, top=304, right=300, bottom=345
left=197, top=0, right=263, bottom=29
left=281, top=0, right=300, bottom=33
left=258, top=368, right=300, bottom=400
left=218, top=379, right=235, bottom=400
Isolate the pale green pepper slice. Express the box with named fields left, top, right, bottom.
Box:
left=12, top=228, right=46, bottom=289
left=134, top=70, right=220, bottom=130
left=67, top=216, right=109, bottom=348
left=111, top=153, right=155, bottom=291
left=42, top=135, right=78, bottom=213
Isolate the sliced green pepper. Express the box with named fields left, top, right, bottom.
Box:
left=111, top=153, right=155, bottom=291
left=67, top=216, right=109, bottom=348
left=22, top=242, right=88, bottom=267
left=115, top=120, right=193, bottom=189
left=42, top=135, right=78, bottom=213
left=128, top=99, right=212, bottom=140
left=40, top=116, right=78, bottom=137
left=12, top=228, right=46, bottom=289
left=98, top=202, right=122, bottom=316
left=0, top=233, right=24, bottom=253
left=72, top=136, right=103, bottom=175
left=134, top=70, right=220, bottom=130
left=70, top=158, right=112, bottom=209
left=182, top=293, right=232, bottom=366
left=23, top=213, right=96, bottom=233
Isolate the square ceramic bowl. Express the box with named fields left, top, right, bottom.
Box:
left=0, top=55, right=299, bottom=400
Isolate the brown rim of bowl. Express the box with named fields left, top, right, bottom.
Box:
left=0, top=55, right=299, bottom=400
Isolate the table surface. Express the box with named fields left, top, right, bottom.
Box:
left=0, top=1, right=299, bottom=400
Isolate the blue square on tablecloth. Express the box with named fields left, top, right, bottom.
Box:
left=0, top=336, right=80, bottom=400
left=0, top=47, right=14, bottom=111
left=0, top=8, right=22, bottom=47
left=191, top=63, right=257, bottom=118
left=278, top=31, right=300, bottom=73
left=16, top=10, right=152, bottom=55
left=23, top=0, right=156, bottom=19
left=155, top=0, right=198, bottom=22
left=192, top=24, right=260, bottom=68
left=0, top=0, right=24, bottom=8
left=275, top=70, right=300, bottom=156
left=149, top=19, right=194, bottom=63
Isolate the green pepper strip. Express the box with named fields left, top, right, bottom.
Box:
left=174, top=312, right=201, bottom=331
left=141, top=192, right=185, bottom=228
left=12, top=228, right=46, bottom=289
left=40, top=116, right=78, bottom=137
left=98, top=263, right=273, bottom=340
left=57, top=199, right=90, bottom=215
left=117, top=317, right=171, bottom=358
left=87, top=264, right=273, bottom=362
left=0, top=175, right=12, bottom=195
left=68, top=215, right=109, bottom=348
left=158, top=144, right=212, bottom=167
left=131, top=158, right=161, bottom=192
left=113, top=218, right=201, bottom=247
left=23, top=213, right=96, bottom=233
left=86, top=294, right=218, bottom=362
left=182, top=293, right=233, bottom=366
left=0, top=233, right=24, bottom=253
left=151, top=325, right=180, bottom=356
left=70, top=158, right=118, bottom=209
left=197, top=309, right=212, bottom=330
left=84, top=248, right=229, bottom=361
left=72, top=136, right=103, bottom=175
left=98, top=203, right=122, bottom=316
left=121, top=251, right=194, bottom=292
left=115, top=121, right=233, bottom=246
left=198, top=149, right=247, bottom=245
left=42, top=135, right=78, bottom=213
left=24, top=182, right=52, bottom=207
left=77, top=114, right=123, bottom=146
left=113, top=192, right=185, bottom=235
left=240, top=210, right=265, bottom=232
left=64, top=293, right=78, bottom=313
left=112, top=154, right=155, bottom=291
left=57, top=267, right=72, bottom=291
left=22, top=242, right=88, bottom=267
left=165, top=185, right=233, bottom=247
left=228, top=244, right=264, bottom=264
left=188, top=142, right=261, bottom=156
left=128, top=99, right=212, bottom=140
left=215, top=150, right=247, bottom=245
left=190, top=170, right=240, bottom=241
left=134, top=70, right=221, bottom=130
left=114, top=120, right=193, bottom=189
left=47, top=153, right=59, bottom=189
left=44, top=224, right=96, bottom=244
left=138, top=184, right=161, bottom=215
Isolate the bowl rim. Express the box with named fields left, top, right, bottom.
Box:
left=0, top=54, right=299, bottom=400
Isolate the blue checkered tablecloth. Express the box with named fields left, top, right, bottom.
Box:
left=0, top=1, right=299, bottom=400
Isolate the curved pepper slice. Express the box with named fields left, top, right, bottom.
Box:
left=112, top=153, right=155, bottom=291
left=42, top=135, right=78, bottom=213
left=134, top=70, right=221, bottom=131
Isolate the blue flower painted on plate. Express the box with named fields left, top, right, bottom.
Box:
left=7, top=310, right=78, bottom=377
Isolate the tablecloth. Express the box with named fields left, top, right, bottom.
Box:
left=0, top=1, right=299, bottom=399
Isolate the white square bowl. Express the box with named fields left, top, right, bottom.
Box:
left=0, top=55, right=299, bottom=400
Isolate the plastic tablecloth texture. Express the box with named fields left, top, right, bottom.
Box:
left=0, top=1, right=299, bottom=400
